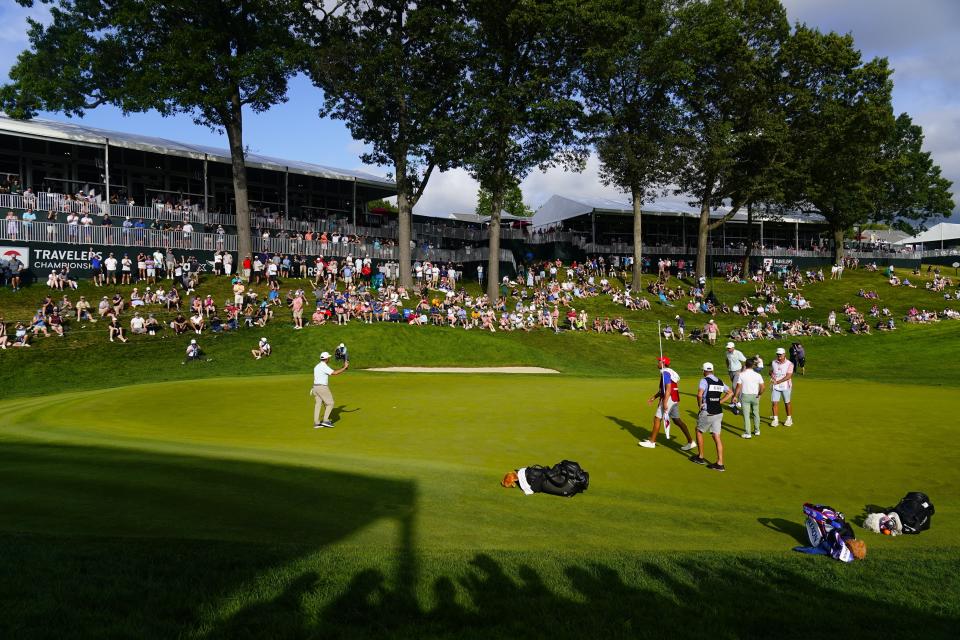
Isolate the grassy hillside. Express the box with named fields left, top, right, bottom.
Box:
left=1, top=266, right=959, bottom=398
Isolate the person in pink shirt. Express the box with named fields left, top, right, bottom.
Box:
left=292, top=290, right=305, bottom=330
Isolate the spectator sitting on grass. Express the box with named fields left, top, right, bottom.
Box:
left=130, top=312, right=147, bottom=335
left=12, top=322, right=30, bottom=347
left=189, top=312, right=205, bottom=334
left=183, top=339, right=207, bottom=364
left=145, top=313, right=161, bottom=335
left=31, top=309, right=50, bottom=338
left=76, top=296, right=95, bottom=323
left=108, top=315, right=128, bottom=343
left=252, top=337, right=271, bottom=359
left=48, top=309, right=65, bottom=337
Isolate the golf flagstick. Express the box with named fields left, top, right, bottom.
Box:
left=658, top=320, right=670, bottom=440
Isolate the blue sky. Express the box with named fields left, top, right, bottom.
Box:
left=1, top=0, right=958, bottom=219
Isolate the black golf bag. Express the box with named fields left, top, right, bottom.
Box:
left=523, top=460, right=589, bottom=497
left=887, top=492, right=934, bottom=534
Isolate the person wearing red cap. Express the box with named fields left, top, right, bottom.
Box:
left=639, top=356, right=696, bottom=450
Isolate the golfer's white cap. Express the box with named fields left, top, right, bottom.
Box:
left=338, top=343, right=345, bottom=348
left=320, top=351, right=331, bottom=360
left=190, top=339, right=197, bottom=344
left=726, top=341, right=735, bottom=349
left=703, top=362, right=714, bottom=371
left=776, top=347, right=786, bottom=355
left=261, top=337, right=267, bottom=341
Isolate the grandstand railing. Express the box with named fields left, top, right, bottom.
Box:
left=1, top=220, right=517, bottom=267
left=3, top=220, right=237, bottom=252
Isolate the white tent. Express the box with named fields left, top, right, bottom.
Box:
left=895, top=222, right=960, bottom=247
left=532, top=194, right=824, bottom=228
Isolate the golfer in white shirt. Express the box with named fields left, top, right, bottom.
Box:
left=770, top=347, right=794, bottom=427
left=735, top=358, right=765, bottom=438
left=312, top=351, right=348, bottom=428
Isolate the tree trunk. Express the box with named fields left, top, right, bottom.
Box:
left=395, top=154, right=413, bottom=289
left=224, top=97, right=252, bottom=276
left=486, top=190, right=504, bottom=302
left=695, top=200, right=711, bottom=278
left=832, top=227, right=845, bottom=264
left=741, top=201, right=754, bottom=276
left=630, top=186, right=643, bottom=288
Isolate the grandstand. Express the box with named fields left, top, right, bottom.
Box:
left=1, top=115, right=954, bottom=283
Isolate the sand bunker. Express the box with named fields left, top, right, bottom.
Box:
left=364, top=366, right=559, bottom=374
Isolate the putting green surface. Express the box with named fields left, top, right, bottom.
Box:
left=2, top=372, right=957, bottom=552
left=2, top=372, right=960, bottom=638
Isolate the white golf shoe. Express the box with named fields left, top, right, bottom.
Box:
left=770, top=417, right=779, bottom=427
left=680, top=441, right=697, bottom=451
left=784, top=417, right=793, bottom=427
left=638, top=440, right=656, bottom=449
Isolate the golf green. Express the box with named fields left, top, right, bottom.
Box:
left=2, top=372, right=959, bottom=638
left=2, top=372, right=956, bottom=552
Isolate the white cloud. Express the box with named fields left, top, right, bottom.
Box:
left=414, top=168, right=479, bottom=215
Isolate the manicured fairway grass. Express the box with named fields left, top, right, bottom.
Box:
left=1, top=373, right=959, bottom=637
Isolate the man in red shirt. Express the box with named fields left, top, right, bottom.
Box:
left=242, top=256, right=252, bottom=280
left=639, top=356, right=696, bottom=451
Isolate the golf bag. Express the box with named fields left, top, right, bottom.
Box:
left=802, top=503, right=853, bottom=546
left=887, top=492, right=934, bottom=534
left=522, top=460, right=589, bottom=497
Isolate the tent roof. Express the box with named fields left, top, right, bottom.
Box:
left=0, top=114, right=395, bottom=190
left=895, top=222, right=960, bottom=245
left=532, top=194, right=826, bottom=227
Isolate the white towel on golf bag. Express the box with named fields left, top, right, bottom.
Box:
left=864, top=511, right=903, bottom=536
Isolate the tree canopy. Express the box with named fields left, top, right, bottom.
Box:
left=2, top=0, right=318, bottom=264
left=306, top=0, right=468, bottom=288
left=459, top=0, right=585, bottom=299
left=475, top=182, right=534, bottom=219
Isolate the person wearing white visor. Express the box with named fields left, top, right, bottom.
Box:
left=770, top=347, right=794, bottom=427
left=312, top=350, right=349, bottom=429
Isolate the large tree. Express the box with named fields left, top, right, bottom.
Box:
left=1, top=0, right=319, bottom=270
left=782, top=26, right=897, bottom=262
left=306, top=0, right=467, bottom=289
left=576, top=0, right=681, bottom=287
left=869, top=113, right=954, bottom=233
left=670, top=0, right=790, bottom=277
left=460, top=0, right=584, bottom=301
left=475, top=181, right=533, bottom=219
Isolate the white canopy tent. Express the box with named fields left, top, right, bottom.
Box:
left=895, top=222, right=960, bottom=248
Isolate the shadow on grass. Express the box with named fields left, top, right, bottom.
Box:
left=210, top=552, right=959, bottom=640
left=330, top=405, right=360, bottom=422
left=606, top=415, right=695, bottom=455
left=758, top=517, right=809, bottom=544
left=1, top=443, right=957, bottom=639
left=0, top=441, right=417, bottom=639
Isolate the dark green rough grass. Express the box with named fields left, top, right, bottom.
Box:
left=1, top=536, right=957, bottom=639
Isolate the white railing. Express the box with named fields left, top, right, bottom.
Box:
left=1, top=219, right=516, bottom=267
left=2, top=220, right=236, bottom=252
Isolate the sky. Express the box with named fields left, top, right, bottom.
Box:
left=0, top=0, right=958, bottom=219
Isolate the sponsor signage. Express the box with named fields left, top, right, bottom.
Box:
left=31, top=247, right=101, bottom=272
left=0, top=245, right=30, bottom=267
